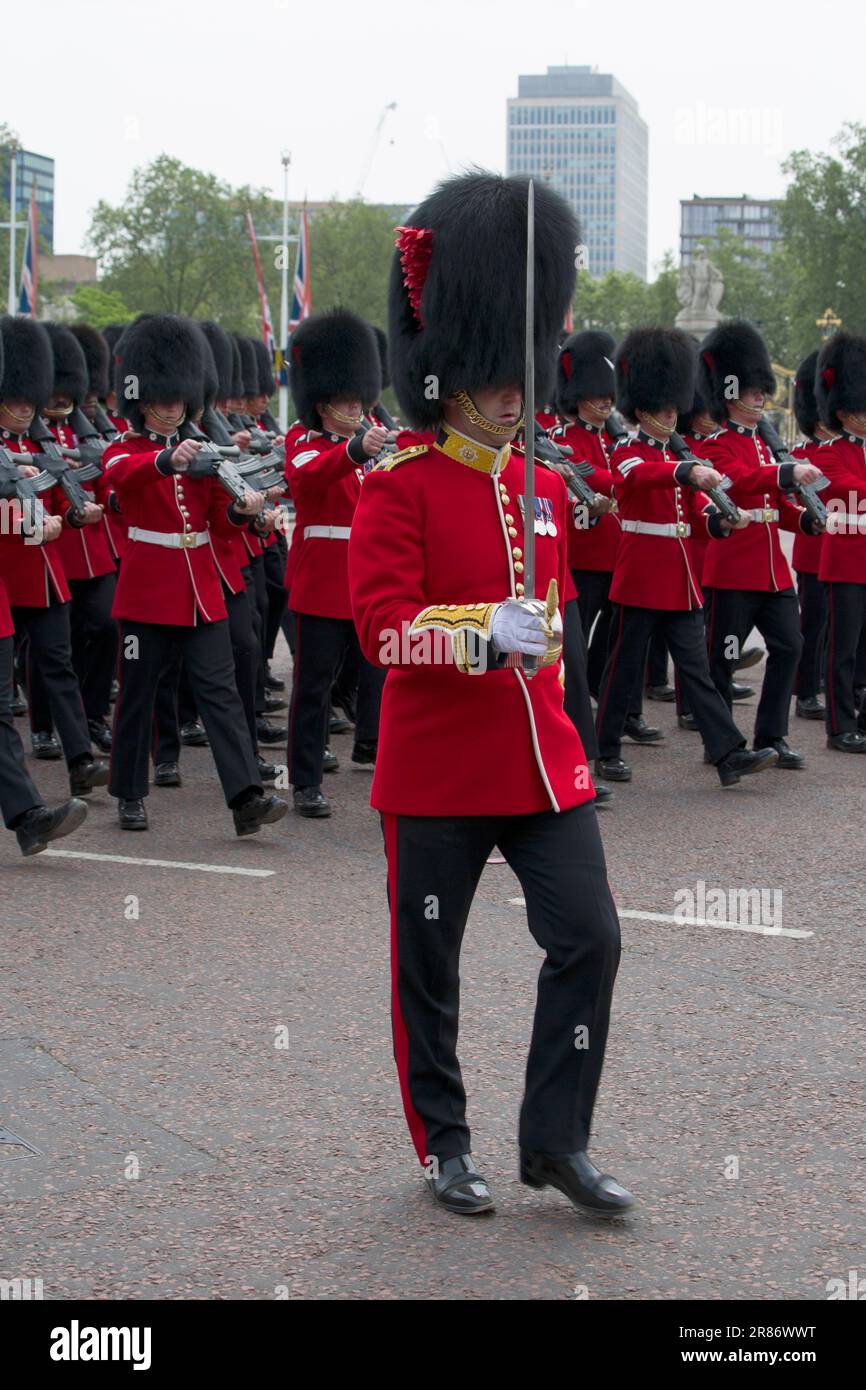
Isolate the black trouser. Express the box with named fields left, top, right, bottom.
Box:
left=597, top=605, right=744, bottom=764
left=111, top=618, right=261, bottom=804
left=563, top=597, right=598, bottom=760
left=288, top=612, right=384, bottom=787
left=247, top=554, right=268, bottom=714
left=795, top=570, right=827, bottom=700
left=69, top=573, right=118, bottom=721
left=0, top=634, right=42, bottom=827
left=571, top=568, right=613, bottom=699
left=646, top=628, right=669, bottom=689
left=11, top=598, right=91, bottom=766
left=707, top=587, right=801, bottom=745
left=263, top=536, right=288, bottom=661
left=381, top=801, right=621, bottom=1162
left=824, top=582, right=866, bottom=735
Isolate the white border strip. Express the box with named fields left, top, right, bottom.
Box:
left=507, top=898, right=812, bottom=939
left=43, top=850, right=275, bottom=878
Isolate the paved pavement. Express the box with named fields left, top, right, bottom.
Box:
left=1, top=646, right=864, bottom=1301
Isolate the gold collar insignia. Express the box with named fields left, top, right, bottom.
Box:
left=436, top=423, right=511, bottom=476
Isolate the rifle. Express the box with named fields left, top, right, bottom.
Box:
left=667, top=431, right=741, bottom=526
left=26, top=417, right=102, bottom=521
left=0, top=448, right=54, bottom=532
left=756, top=416, right=829, bottom=527
left=177, top=422, right=260, bottom=508
left=533, top=423, right=599, bottom=510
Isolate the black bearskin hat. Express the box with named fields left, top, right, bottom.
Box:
left=555, top=330, right=615, bottom=416
left=200, top=322, right=234, bottom=401
left=816, top=333, right=866, bottom=431
left=371, top=325, right=390, bottom=393
left=676, top=343, right=713, bottom=434
left=115, top=314, right=204, bottom=432
left=793, top=350, right=821, bottom=438
left=615, top=327, right=695, bottom=421
left=43, top=322, right=89, bottom=404
left=189, top=322, right=218, bottom=413
left=69, top=323, right=109, bottom=399
left=289, top=309, right=381, bottom=430
left=698, top=320, right=775, bottom=423
left=101, top=323, right=127, bottom=402
left=250, top=337, right=275, bottom=398
left=228, top=336, right=244, bottom=401
left=388, top=171, right=577, bottom=429
left=0, top=316, right=55, bottom=408
left=233, top=335, right=258, bottom=399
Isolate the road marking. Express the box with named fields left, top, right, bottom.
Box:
left=43, top=850, right=275, bottom=878
left=507, top=898, right=812, bottom=939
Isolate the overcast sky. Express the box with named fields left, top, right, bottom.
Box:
left=5, top=0, right=856, bottom=277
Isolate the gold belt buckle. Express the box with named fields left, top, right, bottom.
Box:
left=676, top=521, right=687, bottom=537
left=180, top=532, right=196, bottom=548
left=763, top=508, right=773, bottom=523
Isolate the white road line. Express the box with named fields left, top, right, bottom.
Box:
left=43, top=850, right=275, bottom=878
left=507, top=898, right=813, bottom=939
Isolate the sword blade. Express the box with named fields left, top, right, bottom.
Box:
left=522, top=180, right=537, bottom=679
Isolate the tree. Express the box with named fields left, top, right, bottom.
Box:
left=69, top=285, right=133, bottom=328
left=307, top=199, right=398, bottom=331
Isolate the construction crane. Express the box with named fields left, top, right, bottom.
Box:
left=356, top=102, right=397, bottom=197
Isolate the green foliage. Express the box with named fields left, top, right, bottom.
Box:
left=306, top=199, right=397, bottom=330
left=70, top=284, right=133, bottom=328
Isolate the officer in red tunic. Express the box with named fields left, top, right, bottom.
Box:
left=103, top=313, right=288, bottom=834
left=286, top=310, right=388, bottom=817
left=595, top=327, right=778, bottom=788
left=790, top=350, right=835, bottom=722
left=697, top=322, right=824, bottom=769
left=813, top=333, right=866, bottom=751
left=0, top=316, right=108, bottom=797
left=349, top=172, right=631, bottom=1218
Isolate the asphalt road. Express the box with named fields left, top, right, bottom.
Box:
left=1, top=643, right=864, bottom=1301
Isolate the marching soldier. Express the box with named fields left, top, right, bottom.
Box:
left=102, top=312, right=287, bottom=834
left=791, top=350, right=833, bottom=722
left=349, top=171, right=631, bottom=1218
left=0, top=316, right=108, bottom=797
left=697, top=322, right=823, bottom=768
left=249, top=337, right=290, bottom=685
left=594, top=327, right=778, bottom=787
left=814, top=333, right=866, bottom=751
left=285, top=309, right=387, bottom=816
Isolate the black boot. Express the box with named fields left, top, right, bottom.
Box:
left=31, top=731, right=62, bottom=760
left=595, top=756, right=631, bottom=782
left=429, top=1154, right=494, bottom=1215
left=623, top=715, right=663, bottom=743
left=716, top=746, right=778, bottom=787
left=69, top=757, right=109, bottom=797
left=233, top=792, right=289, bottom=836
left=15, top=799, right=87, bottom=857
left=118, top=798, right=148, bottom=830
left=87, top=718, right=113, bottom=753
left=293, top=786, right=331, bottom=818
left=154, top=762, right=182, bottom=787
left=766, top=738, right=804, bottom=769
left=520, top=1150, right=634, bottom=1216
left=796, top=695, right=825, bottom=720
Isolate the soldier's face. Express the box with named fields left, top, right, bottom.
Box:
left=0, top=399, right=36, bottom=429
left=143, top=401, right=186, bottom=431
left=739, top=388, right=765, bottom=411
left=580, top=396, right=613, bottom=422
left=48, top=394, right=73, bottom=413
left=639, top=405, right=677, bottom=432
left=473, top=384, right=523, bottom=428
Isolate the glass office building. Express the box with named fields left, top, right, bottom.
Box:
left=680, top=196, right=780, bottom=264
left=507, top=66, right=648, bottom=280
left=2, top=146, right=55, bottom=253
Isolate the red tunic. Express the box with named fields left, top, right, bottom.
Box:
left=284, top=431, right=363, bottom=620
left=699, top=423, right=807, bottom=592
left=46, top=421, right=117, bottom=580
left=349, top=431, right=594, bottom=817
left=102, top=433, right=247, bottom=625
left=816, top=433, right=866, bottom=584
left=549, top=418, right=620, bottom=572
left=608, top=433, right=718, bottom=611
left=0, top=434, right=70, bottom=608
left=680, top=430, right=719, bottom=585
left=791, top=440, right=829, bottom=576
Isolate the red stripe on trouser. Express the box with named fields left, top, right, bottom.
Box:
left=383, top=813, right=429, bottom=1165
left=826, top=583, right=837, bottom=731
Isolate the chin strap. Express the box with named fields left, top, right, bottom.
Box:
left=454, top=389, right=524, bottom=438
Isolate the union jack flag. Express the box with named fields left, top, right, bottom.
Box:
left=246, top=212, right=276, bottom=361
left=289, top=206, right=311, bottom=331
left=17, top=187, right=38, bottom=318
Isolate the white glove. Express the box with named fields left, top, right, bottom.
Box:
left=490, top=596, right=563, bottom=662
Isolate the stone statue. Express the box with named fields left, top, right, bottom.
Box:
left=675, top=245, right=725, bottom=338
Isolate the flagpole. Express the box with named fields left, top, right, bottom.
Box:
left=278, top=150, right=291, bottom=432
left=7, top=140, right=18, bottom=314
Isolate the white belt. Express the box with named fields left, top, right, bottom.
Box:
left=303, top=525, right=351, bottom=540
left=748, top=508, right=779, bottom=523
left=621, top=519, right=691, bottom=538
left=128, top=527, right=209, bottom=549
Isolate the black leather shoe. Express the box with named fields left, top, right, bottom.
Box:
left=351, top=740, right=377, bottom=765
left=623, top=715, right=663, bottom=743
left=323, top=746, right=340, bottom=773
left=428, top=1154, right=494, bottom=1215
left=119, top=797, right=148, bottom=830
left=646, top=683, right=676, bottom=702
left=329, top=708, right=352, bottom=735
left=734, top=644, right=763, bottom=670
left=593, top=784, right=614, bottom=807
left=717, top=745, right=779, bottom=787
left=332, top=691, right=357, bottom=726
left=87, top=718, right=113, bottom=753
left=827, top=732, right=866, bottom=753
left=731, top=682, right=754, bottom=701
left=796, top=696, right=825, bottom=720
left=265, top=667, right=285, bottom=692
left=154, top=761, right=181, bottom=787
left=15, top=798, right=87, bottom=857
left=677, top=713, right=698, bottom=731
left=767, top=738, right=804, bottom=769
left=256, top=753, right=279, bottom=783
left=293, top=786, right=331, bottom=818
left=520, top=1149, right=634, bottom=1217
left=595, top=756, right=631, bottom=783
left=233, top=792, right=289, bottom=837
left=11, top=688, right=27, bottom=717
left=69, top=757, right=109, bottom=797
left=256, top=717, right=288, bottom=744
left=32, top=731, right=62, bottom=760
left=263, top=693, right=288, bottom=713
left=180, top=719, right=209, bottom=747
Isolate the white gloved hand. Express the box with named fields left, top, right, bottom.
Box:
left=490, top=595, right=563, bottom=664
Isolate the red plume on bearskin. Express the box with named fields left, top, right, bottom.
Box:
left=396, top=226, right=434, bottom=329
left=816, top=333, right=866, bottom=430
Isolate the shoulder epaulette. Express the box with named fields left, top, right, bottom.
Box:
left=372, top=444, right=428, bottom=472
